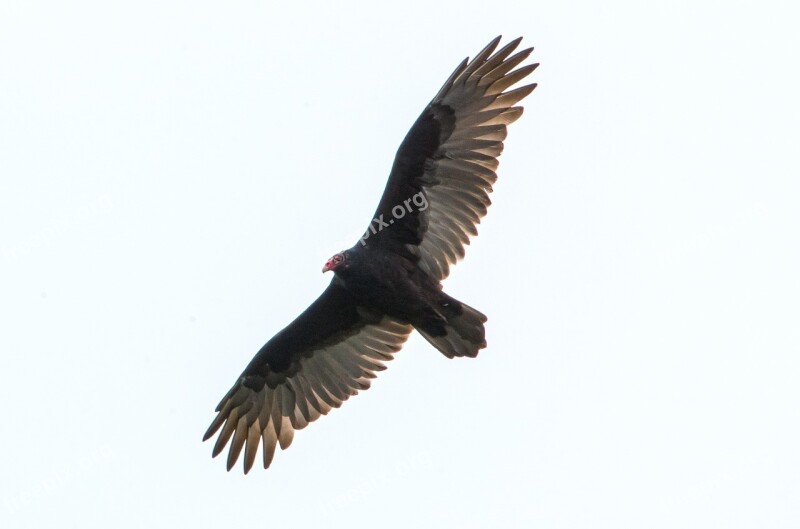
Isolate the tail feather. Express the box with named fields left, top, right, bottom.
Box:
left=416, top=298, right=487, bottom=358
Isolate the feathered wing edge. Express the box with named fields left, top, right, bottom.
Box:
left=415, top=36, right=538, bottom=279
left=203, top=317, right=412, bottom=473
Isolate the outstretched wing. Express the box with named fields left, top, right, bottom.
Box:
left=203, top=280, right=412, bottom=473
left=361, top=36, right=538, bottom=280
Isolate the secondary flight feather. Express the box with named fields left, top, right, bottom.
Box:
left=204, top=36, right=538, bottom=473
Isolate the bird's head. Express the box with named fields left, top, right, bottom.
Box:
left=322, top=250, right=349, bottom=273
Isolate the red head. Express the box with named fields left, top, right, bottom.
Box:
left=322, top=251, right=347, bottom=273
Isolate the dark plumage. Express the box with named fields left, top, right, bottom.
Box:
left=204, top=36, right=538, bottom=472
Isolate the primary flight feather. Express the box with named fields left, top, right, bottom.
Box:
left=204, top=36, right=538, bottom=473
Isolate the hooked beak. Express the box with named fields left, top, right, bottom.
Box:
left=322, top=260, right=333, bottom=273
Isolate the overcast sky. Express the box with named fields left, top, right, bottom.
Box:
left=1, top=1, right=798, bottom=528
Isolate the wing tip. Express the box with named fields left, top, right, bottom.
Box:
left=506, top=35, right=523, bottom=49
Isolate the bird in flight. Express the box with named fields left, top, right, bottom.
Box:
left=204, top=36, right=538, bottom=473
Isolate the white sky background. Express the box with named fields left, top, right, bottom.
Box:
left=1, top=1, right=798, bottom=527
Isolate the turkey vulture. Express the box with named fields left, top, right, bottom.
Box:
left=204, top=36, right=538, bottom=473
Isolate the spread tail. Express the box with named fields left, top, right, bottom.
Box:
left=415, top=295, right=487, bottom=358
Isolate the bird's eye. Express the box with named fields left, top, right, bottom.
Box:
left=334, top=255, right=343, bottom=263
